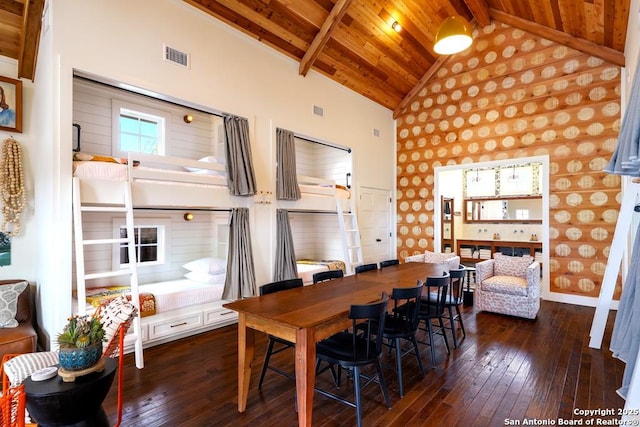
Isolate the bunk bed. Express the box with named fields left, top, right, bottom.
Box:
left=72, top=152, right=241, bottom=363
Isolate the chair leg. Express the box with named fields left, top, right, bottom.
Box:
left=410, top=335, right=425, bottom=377
left=394, top=338, right=404, bottom=398
left=447, top=305, right=458, bottom=348
left=258, top=338, right=276, bottom=389
left=438, top=317, right=451, bottom=354
left=426, top=320, right=436, bottom=366
left=375, top=360, right=391, bottom=409
left=353, top=366, right=363, bottom=427
left=455, top=305, right=466, bottom=339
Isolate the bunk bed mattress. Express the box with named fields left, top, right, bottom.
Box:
left=298, top=184, right=351, bottom=199
left=297, top=259, right=346, bottom=284
left=140, top=279, right=224, bottom=313
left=72, top=161, right=227, bottom=186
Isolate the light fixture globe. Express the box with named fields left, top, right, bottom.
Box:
left=434, top=16, right=473, bottom=55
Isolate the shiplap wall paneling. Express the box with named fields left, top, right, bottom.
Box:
left=290, top=212, right=344, bottom=261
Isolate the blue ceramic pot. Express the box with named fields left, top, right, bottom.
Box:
left=58, top=343, right=102, bottom=371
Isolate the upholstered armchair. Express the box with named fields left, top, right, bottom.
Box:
left=405, top=250, right=460, bottom=272
left=475, top=253, right=541, bottom=319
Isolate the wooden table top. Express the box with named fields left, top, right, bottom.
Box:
left=224, top=262, right=447, bottom=331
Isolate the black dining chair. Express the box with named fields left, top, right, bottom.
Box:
left=379, top=259, right=400, bottom=269
left=312, top=269, right=344, bottom=284
left=315, top=293, right=391, bottom=427
left=258, top=278, right=304, bottom=389
left=354, top=263, right=378, bottom=274
left=381, top=282, right=425, bottom=397
left=418, top=273, right=451, bottom=366
left=443, top=266, right=467, bottom=348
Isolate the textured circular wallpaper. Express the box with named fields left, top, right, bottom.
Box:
left=395, top=22, right=622, bottom=298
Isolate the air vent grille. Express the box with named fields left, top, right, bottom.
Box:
left=164, top=45, right=190, bottom=68
left=313, top=105, right=324, bottom=117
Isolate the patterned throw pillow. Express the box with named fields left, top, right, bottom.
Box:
left=3, top=351, right=59, bottom=386
left=494, top=253, right=533, bottom=277
left=100, top=296, right=138, bottom=345
left=0, top=281, right=27, bottom=328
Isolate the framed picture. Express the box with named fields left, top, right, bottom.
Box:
left=0, top=76, right=22, bottom=133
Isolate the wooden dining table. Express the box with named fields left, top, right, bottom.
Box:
left=223, top=262, right=447, bottom=427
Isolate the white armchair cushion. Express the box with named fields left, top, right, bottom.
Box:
left=482, top=276, right=528, bottom=296
left=405, top=253, right=425, bottom=263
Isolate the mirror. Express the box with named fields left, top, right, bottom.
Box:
left=464, top=196, right=542, bottom=223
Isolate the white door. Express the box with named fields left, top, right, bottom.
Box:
left=359, top=187, right=392, bottom=264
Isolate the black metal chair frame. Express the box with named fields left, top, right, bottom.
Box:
left=314, top=294, right=391, bottom=427
left=379, top=259, right=400, bottom=269
left=258, top=278, right=304, bottom=389
left=443, top=266, right=467, bottom=348
left=382, top=282, right=425, bottom=397
left=417, top=274, right=451, bottom=367
left=312, top=269, right=344, bottom=284
left=354, top=263, right=378, bottom=274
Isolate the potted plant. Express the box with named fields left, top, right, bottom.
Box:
left=57, top=312, right=105, bottom=371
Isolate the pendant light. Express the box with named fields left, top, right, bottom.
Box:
left=433, top=15, right=473, bottom=55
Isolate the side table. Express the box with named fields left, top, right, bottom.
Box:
left=462, top=266, right=476, bottom=306
left=24, top=357, right=117, bottom=427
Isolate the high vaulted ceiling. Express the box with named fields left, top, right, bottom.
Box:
left=0, top=1, right=630, bottom=116
left=184, top=0, right=630, bottom=117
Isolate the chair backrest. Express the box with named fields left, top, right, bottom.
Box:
left=448, top=267, right=466, bottom=305
left=493, top=253, right=533, bottom=277
left=312, top=269, right=344, bottom=284
left=379, top=259, right=400, bottom=269
left=355, top=263, right=378, bottom=274
left=389, top=282, right=424, bottom=334
left=98, top=296, right=138, bottom=358
left=348, top=293, right=388, bottom=361
left=421, top=274, right=449, bottom=318
left=260, top=278, right=304, bottom=296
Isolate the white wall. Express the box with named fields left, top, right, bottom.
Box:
left=15, top=0, right=394, bottom=347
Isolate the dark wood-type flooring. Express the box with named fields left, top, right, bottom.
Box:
left=102, top=301, right=625, bottom=427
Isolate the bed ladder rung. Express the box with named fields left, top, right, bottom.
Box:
left=83, top=238, right=129, bottom=246
left=81, top=206, right=128, bottom=213
left=84, top=270, right=134, bottom=280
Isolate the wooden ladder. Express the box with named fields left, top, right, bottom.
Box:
left=72, top=177, right=144, bottom=369
left=336, top=197, right=363, bottom=275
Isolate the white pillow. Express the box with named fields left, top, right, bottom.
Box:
left=185, top=271, right=226, bottom=285
left=184, top=156, right=226, bottom=175
left=3, top=351, right=59, bottom=386
left=183, top=257, right=226, bottom=275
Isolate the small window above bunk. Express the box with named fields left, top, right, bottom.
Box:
left=112, top=218, right=171, bottom=269
left=112, top=100, right=168, bottom=158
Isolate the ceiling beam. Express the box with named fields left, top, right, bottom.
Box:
left=299, top=0, right=353, bottom=77
left=18, top=0, right=44, bottom=80
left=463, top=0, right=491, bottom=27
left=393, top=55, right=449, bottom=119
left=490, top=8, right=625, bottom=67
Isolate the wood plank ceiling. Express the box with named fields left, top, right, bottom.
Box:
left=0, top=0, right=630, bottom=113
left=184, top=0, right=630, bottom=116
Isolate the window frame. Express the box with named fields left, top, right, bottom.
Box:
left=112, top=99, right=170, bottom=158
left=111, top=218, right=171, bottom=270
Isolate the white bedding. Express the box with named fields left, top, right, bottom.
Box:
left=139, top=279, right=225, bottom=313
left=72, top=161, right=227, bottom=186
left=297, top=263, right=330, bottom=284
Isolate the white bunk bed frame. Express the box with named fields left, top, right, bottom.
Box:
left=73, top=152, right=241, bottom=369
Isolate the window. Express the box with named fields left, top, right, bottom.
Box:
left=112, top=218, right=170, bottom=268
left=112, top=100, right=168, bottom=157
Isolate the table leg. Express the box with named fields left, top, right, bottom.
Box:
left=237, top=313, right=255, bottom=413
left=295, top=328, right=315, bottom=427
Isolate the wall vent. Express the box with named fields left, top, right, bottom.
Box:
left=313, top=105, right=324, bottom=117
left=373, top=128, right=380, bottom=137
left=163, top=44, right=190, bottom=68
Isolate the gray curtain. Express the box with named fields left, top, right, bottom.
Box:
left=222, top=208, right=256, bottom=299
left=608, top=63, right=640, bottom=398
left=224, top=115, right=257, bottom=196
left=273, top=209, right=298, bottom=281
left=605, top=64, right=640, bottom=175
left=276, top=128, right=301, bottom=200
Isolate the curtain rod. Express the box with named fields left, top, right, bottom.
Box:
left=293, top=134, right=352, bottom=153
left=133, top=207, right=232, bottom=213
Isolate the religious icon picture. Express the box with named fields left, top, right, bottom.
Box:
left=0, top=76, right=22, bottom=133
